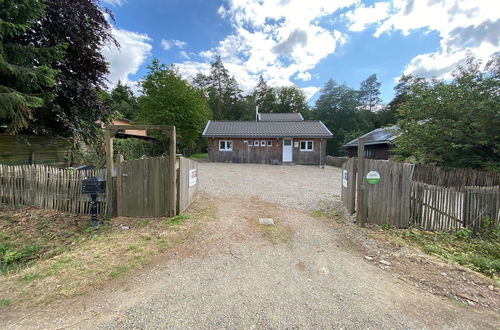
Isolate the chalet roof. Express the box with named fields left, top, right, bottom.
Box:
left=258, top=113, right=304, bottom=121
left=202, top=120, right=333, bottom=138
left=344, top=125, right=398, bottom=147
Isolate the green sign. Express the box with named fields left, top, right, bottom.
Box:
left=366, top=171, right=381, bottom=184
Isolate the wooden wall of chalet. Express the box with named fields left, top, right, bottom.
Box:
left=346, top=144, right=391, bottom=160
left=207, top=138, right=326, bottom=165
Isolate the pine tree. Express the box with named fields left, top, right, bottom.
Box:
left=359, top=74, right=382, bottom=112
left=0, top=0, right=60, bottom=133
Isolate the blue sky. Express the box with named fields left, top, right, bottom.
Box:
left=101, top=0, right=499, bottom=104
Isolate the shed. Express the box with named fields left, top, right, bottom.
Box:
left=344, top=126, right=398, bottom=159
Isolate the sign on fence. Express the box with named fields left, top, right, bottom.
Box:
left=189, top=169, right=197, bottom=187
left=342, top=170, right=348, bottom=188
left=366, top=171, right=380, bottom=185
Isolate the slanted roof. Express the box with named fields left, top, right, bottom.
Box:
left=258, top=113, right=304, bottom=121
left=344, top=125, right=398, bottom=147
left=202, top=120, right=333, bottom=138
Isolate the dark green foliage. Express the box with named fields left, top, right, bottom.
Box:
left=113, top=138, right=164, bottom=161
left=16, top=0, right=116, bottom=141
left=312, top=79, right=373, bottom=155
left=136, top=60, right=211, bottom=150
left=0, top=0, right=61, bottom=133
left=103, top=80, right=140, bottom=120
left=394, top=54, right=500, bottom=170
left=193, top=56, right=243, bottom=120
left=359, top=73, right=382, bottom=112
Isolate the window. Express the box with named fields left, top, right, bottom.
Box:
left=365, top=148, right=374, bottom=158
left=248, top=140, right=253, bottom=146
left=300, top=140, right=313, bottom=151
left=261, top=140, right=266, bottom=146
left=254, top=140, right=259, bottom=147
left=267, top=140, right=272, bottom=147
left=219, top=140, right=233, bottom=151
left=284, top=139, right=292, bottom=146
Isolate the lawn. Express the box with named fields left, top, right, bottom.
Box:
left=0, top=199, right=215, bottom=308
left=189, top=153, right=208, bottom=159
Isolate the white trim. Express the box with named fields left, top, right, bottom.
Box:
left=219, top=140, right=233, bottom=151
left=298, top=113, right=304, bottom=120
left=318, top=120, right=333, bottom=137
left=202, top=120, right=211, bottom=136
left=300, top=140, right=314, bottom=151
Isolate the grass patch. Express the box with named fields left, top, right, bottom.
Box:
left=0, top=200, right=215, bottom=309
left=189, top=153, right=208, bottom=159
left=388, top=226, right=499, bottom=278
left=0, top=298, right=12, bottom=306
left=165, top=213, right=190, bottom=227
left=259, top=220, right=294, bottom=245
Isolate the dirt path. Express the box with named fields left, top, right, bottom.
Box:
left=2, top=164, right=499, bottom=329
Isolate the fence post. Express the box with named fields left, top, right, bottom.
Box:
left=105, top=128, right=114, bottom=216
left=356, top=138, right=366, bottom=226
left=115, top=154, right=123, bottom=216
left=168, top=126, right=177, bottom=217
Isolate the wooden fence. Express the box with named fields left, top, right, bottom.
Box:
left=359, top=159, right=414, bottom=227
left=341, top=158, right=356, bottom=214
left=177, top=157, right=199, bottom=213
left=411, top=182, right=500, bottom=231
left=0, top=156, right=200, bottom=218
left=115, top=156, right=170, bottom=217
left=340, top=158, right=499, bottom=231
left=326, top=156, right=348, bottom=168
left=0, top=164, right=106, bottom=214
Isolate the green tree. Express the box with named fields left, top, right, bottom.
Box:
left=0, top=0, right=60, bottom=133
left=394, top=54, right=500, bottom=170
left=312, top=79, right=371, bottom=155
left=136, top=60, right=211, bottom=150
left=274, top=86, right=310, bottom=118
left=252, top=75, right=277, bottom=113
left=359, top=73, right=382, bottom=112
left=16, top=0, right=116, bottom=141
left=107, top=80, right=140, bottom=120
left=193, top=56, right=243, bottom=120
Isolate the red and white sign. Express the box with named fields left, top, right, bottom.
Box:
left=189, top=169, right=197, bottom=187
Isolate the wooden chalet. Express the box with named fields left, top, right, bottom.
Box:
left=202, top=113, right=332, bottom=165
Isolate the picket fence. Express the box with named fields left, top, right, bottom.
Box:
left=0, top=164, right=106, bottom=215
left=341, top=158, right=500, bottom=231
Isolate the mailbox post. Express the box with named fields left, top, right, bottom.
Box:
left=82, top=177, right=106, bottom=226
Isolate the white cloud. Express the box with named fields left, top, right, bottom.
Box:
left=302, top=86, right=320, bottom=99
left=173, top=40, right=187, bottom=49
left=102, top=0, right=125, bottom=7
left=357, top=0, right=500, bottom=79
left=179, top=51, right=190, bottom=60
left=296, top=72, right=312, bottom=81
left=176, top=0, right=356, bottom=99
left=161, top=39, right=171, bottom=50
left=102, top=27, right=153, bottom=93
left=345, top=2, right=391, bottom=32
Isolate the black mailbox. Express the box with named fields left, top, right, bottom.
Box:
left=82, top=176, right=106, bottom=227
left=82, top=177, right=106, bottom=194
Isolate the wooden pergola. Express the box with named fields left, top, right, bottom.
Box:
left=104, top=125, right=176, bottom=217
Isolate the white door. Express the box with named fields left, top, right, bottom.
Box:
left=282, top=139, right=293, bottom=162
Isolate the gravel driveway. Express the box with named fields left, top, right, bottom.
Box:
left=198, top=162, right=342, bottom=210
left=6, top=162, right=498, bottom=329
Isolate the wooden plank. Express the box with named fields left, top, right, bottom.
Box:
left=168, top=127, right=177, bottom=216
left=107, top=125, right=174, bottom=132
left=356, top=138, right=366, bottom=226
left=104, top=128, right=114, bottom=216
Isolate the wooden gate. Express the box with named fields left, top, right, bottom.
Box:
left=116, top=156, right=171, bottom=217
left=177, top=157, right=199, bottom=213
left=358, top=159, right=414, bottom=227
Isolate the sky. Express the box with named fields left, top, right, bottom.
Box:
left=100, top=0, right=500, bottom=104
